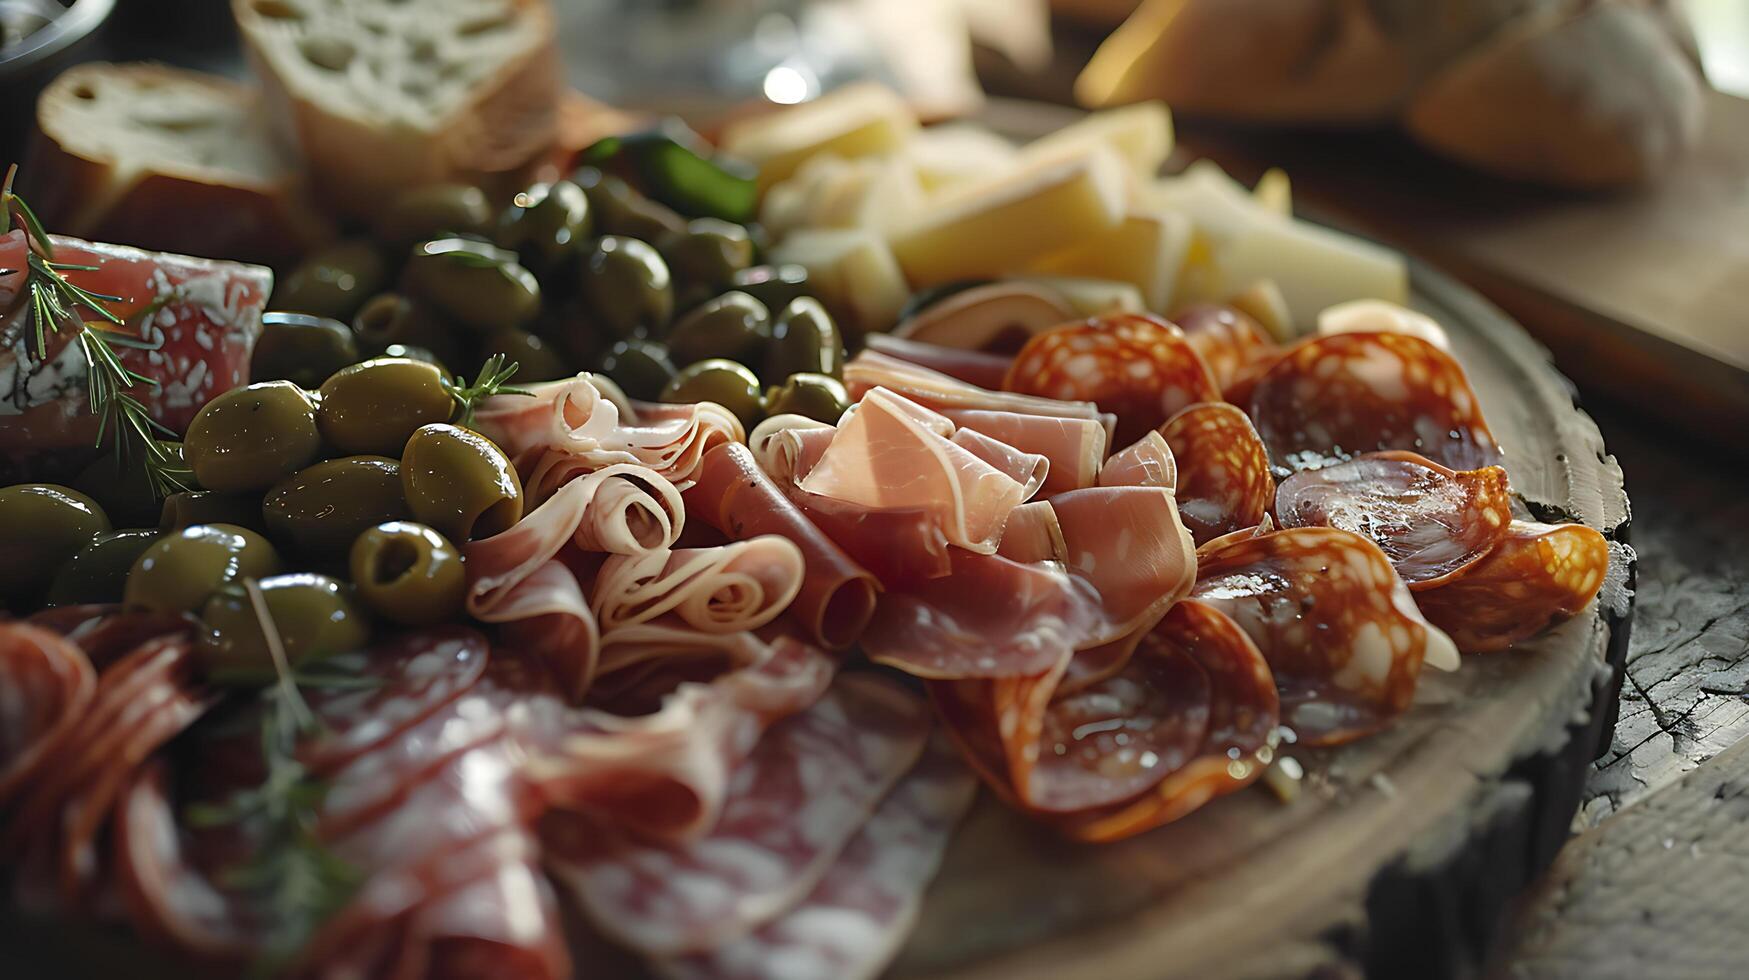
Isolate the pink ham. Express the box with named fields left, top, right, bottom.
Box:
left=996, top=500, right=1066, bottom=564
left=862, top=333, right=1012, bottom=390
left=937, top=408, right=1108, bottom=495
left=590, top=540, right=805, bottom=636
left=844, top=349, right=1115, bottom=442
left=545, top=674, right=931, bottom=957
left=1098, top=431, right=1176, bottom=491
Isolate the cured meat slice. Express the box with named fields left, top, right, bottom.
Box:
left=471, top=560, right=602, bottom=704
left=545, top=674, right=931, bottom=957
left=1192, top=527, right=1460, bottom=745
left=747, top=416, right=835, bottom=485
left=395, top=847, right=570, bottom=980
left=474, top=374, right=741, bottom=496
left=1003, top=313, right=1220, bottom=444
left=26, top=607, right=186, bottom=670
left=1098, top=431, right=1176, bottom=491
left=863, top=333, right=1013, bottom=390
left=798, top=388, right=1039, bottom=554
left=1275, top=451, right=1513, bottom=589
left=1247, top=331, right=1503, bottom=475
left=997, top=500, right=1066, bottom=564
left=1159, top=402, right=1275, bottom=546
left=1172, top=303, right=1277, bottom=393
left=1050, top=600, right=1280, bottom=843
left=591, top=540, right=805, bottom=636
left=1048, top=486, right=1197, bottom=644
left=300, top=628, right=491, bottom=774
left=1318, top=299, right=1452, bottom=353
left=113, top=762, right=250, bottom=958
left=0, top=230, right=272, bottom=450
left=844, top=350, right=1115, bottom=441
left=685, top=443, right=877, bottom=650
left=1415, top=520, right=1610, bottom=653
left=938, top=408, right=1108, bottom=495
left=948, top=425, right=1049, bottom=502
left=466, top=462, right=685, bottom=613
left=652, top=732, right=978, bottom=980
left=0, top=623, right=94, bottom=806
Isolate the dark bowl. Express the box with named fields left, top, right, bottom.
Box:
left=0, top=0, right=116, bottom=165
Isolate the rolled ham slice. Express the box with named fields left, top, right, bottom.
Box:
left=844, top=349, right=1116, bottom=442
left=591, top=540, right=804, bottom=636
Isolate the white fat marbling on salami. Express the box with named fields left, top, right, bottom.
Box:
left=1158, top=402, right=1274, bottom=547
left=299, top=628, right=489, bottom=776
left=652, top=733, right=977, bottom=980
left=547, top=675, right=931, bottom=957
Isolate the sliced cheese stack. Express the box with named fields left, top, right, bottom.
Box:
left=722, top=82, right=919, bottom=190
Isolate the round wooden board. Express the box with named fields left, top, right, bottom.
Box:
left=885, top=262, right=1635, bottom=980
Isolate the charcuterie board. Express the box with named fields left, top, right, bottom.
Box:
left=883, top=262, right=1633, bottom=980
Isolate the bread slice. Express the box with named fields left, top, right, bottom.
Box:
left=232, top=0, right=561, bottom=219
left=24, top=61, right=331, bottom=267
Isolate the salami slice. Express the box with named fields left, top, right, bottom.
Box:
left=1276, top=451, right=1513, bottom=589
left=546, top=674, right=931, bottom=957
left=0, top=623, right=94, bottom=806
left=1159, top=402, right=1275, bottom=546
left=112, top=761, right=251, bottom=958
left=1004, top=313, right=1221, bottom=444
left=1049, top=600, right=1279, bottom=842
left=1172, top=303, right=1276, bottom=393
left=1247, top=331, right=1503, bottom=476
left=1191, top=527, right=1459, bottom=745
left=652, top=732, right=978, bottom=980
left=1415, top=520, right=1611, bottom=653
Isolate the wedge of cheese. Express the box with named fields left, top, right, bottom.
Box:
left=1254, top=167, right=1292, bottom=216
left=1020, top=100, right=1173, bottom=182
left=770, top=228, right=909, bottom=337
left=906, top=123, right=1019, bottom=194
left=1144, top=160, right=1281, bottom=253
left=1019, top=276, right=1146, bottom=316
left=1028, top=208, right=1192, bottom=313
left=720, top=83, right=918, bottom=189
left=888, top=148, right=1127, bottom=287
left=1220, top=218, right=1408, bottom=328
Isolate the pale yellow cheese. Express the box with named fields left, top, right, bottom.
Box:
left=1220, top=218, right=1408, bottom=328
left=770, top=228, right=909, bottom=335
left=1019, top=276, right=1146, bottom=316
left=906, top=123, right=1018, bottom=194
left=1021, top=100, right=1173, bottom=182
left=1143, top=160, right=1280, bottom=253
left=888, top=148, right=1127, bottom=287
left=1254, top=167, right=1292, bottom=216
left=720, top=82, right=919, bottom=189
left=810, top=156, right=925, bottom=234
left=1028, top=208, right=1192, bottom=313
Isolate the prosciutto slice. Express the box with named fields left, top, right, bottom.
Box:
left=862, top=333, right=1012, bottom=390
left=546, top=674, right=931, bottom=957
left=0, top=623, right=95, bottom=806
left=1415, top=520, right=1611, bottom=653
left=936, top=408, right=1108, bottom=494
left=1098, top=431, right=1176, bottom=491
left=844, top=350, right=1115, bottom=441
left=653, top=732, right=978, bottom=980
left=591, top=540, right=804, bottom=636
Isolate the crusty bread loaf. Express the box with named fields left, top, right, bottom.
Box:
left=232, top=0, right=561, bottom=220
left=23, top=61, right=331, bottom=267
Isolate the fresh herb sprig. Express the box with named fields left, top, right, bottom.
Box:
left=0, top=164, right=190, bottom=497
left=445, top=352, right=531, bottom=427
left=184, top=581, right=371, bottom=974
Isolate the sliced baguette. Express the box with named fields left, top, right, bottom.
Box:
left=232, top=0, right=561, bottom=220
left=24, top=61, right=331, bottom=267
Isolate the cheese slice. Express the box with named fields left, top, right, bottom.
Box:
left=907, top=123, right=1018, bottom=194
left=1019, top=276, right=1146, bottom=316
left=1254, top=167, right=1292, bottom=216
left=1028, top=208, right=1192, bottom=313
left=810, top=156, right=925, bottom=234
left=888, top=148, right=1127, bottom=287
left=721, top=82, right=918, bottom=189
left=770, top=228, right=909, bottom=336
left=1144, top=160, right=1281, bottom=252
left=1220, top=218, right=1408, bottom=328
left=1021, top=100, right=1173, bottom=182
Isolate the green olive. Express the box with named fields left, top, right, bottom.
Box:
left=731, top=264, right=810, bottom=312
left=349, top=521, right=466, bottom=626
left=184, top=382, right=322, bottom=493
left=377, top=183, right=493, bottom=249
left=661, top=359, right=764, bottom=428
left=352, top=292, right=467, bottom=368
left=498, top=180, right=592, bottom=275
left=48, top=529, right=162, bottom=607
left=579, top=236, right=674, bottom=339
left=379, top=344, right=450, bottom=374
left=660, top=218, right=754, bottom=307
left=161, top=491, right=267, bottom=534
left=316, top=358, right=455, bottom=457
left=576, top=169, right=687, bottom=243
left=403, top=238, right=541, bottom=333
left=125, top=523, right=283, bottom=614
left=764, top=373, right=850, bottom=424
left=74, top=442, right=187, bottom=527
left=252, top=312, right=360, bottom=389
left=197, top=573, right=370, bottom=686
left=477, top=327, right=572, bottom=383
left=664, top=291, right=770, bottom=367
left=401, top=424, right=524, bottom=542
left=274, top=240, right=386, bottom=323
left=263, top=456, right=407, bottom=558
left=0, top=484, right=111, bottom=602
left=764, top=297, right=845, bottom=380
left=596, top=339, right=678, bottom=402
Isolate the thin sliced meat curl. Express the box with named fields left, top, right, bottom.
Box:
left=1415, top=520, right=1611, bottom=653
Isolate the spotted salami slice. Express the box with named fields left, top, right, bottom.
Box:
left=1004, top=313, right=1221, bottom=444
left=113, top=761, right=250, bottom=958
left=1276, top=451, right=1513, bottom=589
left=1172, top=303, right=1277, bottom=393
left=1247, top=331, right=1503, bottom=476
left=546, top=674, right=931, bottom=957
left=1415, top=520, right=1611, bottom=653
left=652, top=732, right=978, bottom=980
left=0, top=623, right=94, bottom=807
left=1191, top=527, right=1459, bottom=746
left=1050, top=600, right=1279, bottom=842
left=1159, top=402, right=1275, bottom=546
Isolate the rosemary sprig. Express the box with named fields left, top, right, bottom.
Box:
left=1, top=165, right=190, bottom=497
left=445, top=352, right=531, bottom=427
